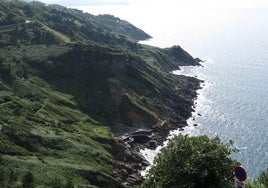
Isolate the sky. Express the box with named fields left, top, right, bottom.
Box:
left=28, top=0, right=268, bottom=8
left=26, top=0, right=132, bottom=6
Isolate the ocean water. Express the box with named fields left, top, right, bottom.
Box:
left=167, top=8, right=268, bottom=179
left=76, top=1, right=268, bottom=179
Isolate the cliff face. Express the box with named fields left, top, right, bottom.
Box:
left=0, top=1, right=201, bottom=187
left=30, top=43, right=201, bottom=138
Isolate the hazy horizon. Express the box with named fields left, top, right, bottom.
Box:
left=25, top=0, right=268, bottom=51
left=28, top=0, right=268, bottom=7
left=68, top=0, right=268, bottom=55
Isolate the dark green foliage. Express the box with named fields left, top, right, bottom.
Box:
left=94, top=14, right=151, bottom=41
left=66, top=179, right=74, bottom=188
left=22, top=171, right=34, bottom=188
left=258, top=170, right=268, bottom=186
left=0, top=169, right=5, bottom=187
left=50, top=178, right=62, bottom=188
left=142, top=135, right=238, bottom=188
left=247, top=169, right=268, bottom=188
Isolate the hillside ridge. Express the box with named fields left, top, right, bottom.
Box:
left=0, top=1, right=201, bottom=187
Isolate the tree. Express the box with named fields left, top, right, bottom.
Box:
left=142, top=135, right=238, bottom=188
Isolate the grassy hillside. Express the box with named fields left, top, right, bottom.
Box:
left=0, top=0, right=150, bottom=47
left=0, top=0, right=201, bottom=187
left=0, top=45, right=126, bottom=187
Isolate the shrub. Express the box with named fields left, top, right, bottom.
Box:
left=247, top=170, right=268, bottom=188
left=142, top=135, right=237, bottom=188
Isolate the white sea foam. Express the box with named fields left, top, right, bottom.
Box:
left=140, top=61, right=211, bottom=176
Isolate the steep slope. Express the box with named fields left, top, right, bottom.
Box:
left=0, top=0, right=150, bottom=46
left=29, top=43, right=200, bottom=138
left=94, top=14, right=151, bottom=41
left=0, top=0, right=201, bottom=187
left=0, top=45, right=149, bottom=187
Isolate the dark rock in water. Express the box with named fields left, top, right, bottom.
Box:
left=121, top=129, right=153, bottom=146
left=122, top=136, right=134, bottom=143
left=149, top=140, right=158, bottom=149
left=131, top=134, right=151, bottom=144
left=195, top=58, right=204, bottom=63
left=112, top=140, right=150, bottom=187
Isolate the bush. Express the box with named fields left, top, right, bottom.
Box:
left=247, top=170, right=268, bottom=188
left=142, top=135, right=237, bottom=188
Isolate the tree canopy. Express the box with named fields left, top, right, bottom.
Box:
left=142, top=135, right=238, bottom=188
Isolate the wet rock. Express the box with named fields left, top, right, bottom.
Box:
left=148, top=140, right=158, bottom=149
left=112, top=140, right=149, bottom=187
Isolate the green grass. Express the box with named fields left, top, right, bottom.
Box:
left=41, top=22, right=71, bottom=43
left=127, top=94, right=157, bottom=118
left=0, top=54, right=117, bottom=187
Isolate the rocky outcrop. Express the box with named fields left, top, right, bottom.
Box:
left=112, top=140, right=150, bottom=187
left=115, top=73, right=202, bottom=186
left=118, top=73, right=202, bottom=146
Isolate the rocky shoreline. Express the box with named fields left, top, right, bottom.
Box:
left=115, top=71, right=203, bottom=187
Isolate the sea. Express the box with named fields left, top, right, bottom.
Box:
left=74, top=0, right=268, bottom=179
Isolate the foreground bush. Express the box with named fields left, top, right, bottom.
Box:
left=247, top=170, right=268, bottom=188
left=142, top=135, right=237, bottom=188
